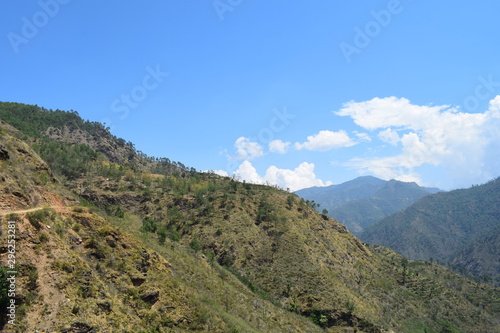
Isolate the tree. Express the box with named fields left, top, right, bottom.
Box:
left=286, top=194, right=295, bottom=210
left=157, top=226, right=167, bottom=245
left=401, top=257, right=409, bottom=285
left=191, top=236, right=202, bottom=253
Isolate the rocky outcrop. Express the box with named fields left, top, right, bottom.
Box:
left=0, top=145, right=9, bottom=160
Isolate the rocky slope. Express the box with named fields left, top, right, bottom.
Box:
left=0, top=121, right=73, bottom=211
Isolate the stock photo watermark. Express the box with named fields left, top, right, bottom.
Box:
left=463, top=75, right=500, bottom=112
left=7, top=0, right=71, bottom=54
left=225, top=107, right=295, bottom=174
left=102, top=64, right=169, bottom=131
left=213, top=0, right=243, bottom=21
left=339, top=0, right=413, bottom=63
left=3, top=219, right=18, bottom=330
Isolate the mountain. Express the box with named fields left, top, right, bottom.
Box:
left=1, top=102, right=499, bottom=332
left=295, top=177, right=441, bottom=234
left=295, top=176, right=386, bottom=211
left=360, top=178, right=500, bottom=284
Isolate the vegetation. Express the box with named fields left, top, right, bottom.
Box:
left=0, top=101, right=196, bottom=181
left=361, top=177, right=500, bottom=284
left=0, top=103, right=499, bottom=332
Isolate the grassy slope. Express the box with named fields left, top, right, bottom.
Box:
left=0, top=123, right=322, bottom=332
left=78, top=170, right=500, bottom=332
left=1, top=103, right=499, bottom=332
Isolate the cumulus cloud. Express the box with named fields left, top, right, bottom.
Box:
left=235, top=160, right=263, bottom=184
left=336, top=96, right=500, bottom=188
left=264, top=162, right=333, bottom=191
left=233, top=160, right=332, bottom=192
left=295, top=130, right=356, bottom=151
left=269, top=139, right=291, bottom=154
left=232, top=137, right=264, bottom=160
left=378, top=128, right=400, bottom=146
left=335, top=97, right=454, bottom=130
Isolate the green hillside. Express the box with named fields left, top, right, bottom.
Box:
left=361, top=178, right=500, bottom=284
left=1, top=102, right=499, bottom=332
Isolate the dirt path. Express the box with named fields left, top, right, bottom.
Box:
left=0, top=206, right=67, bottom=217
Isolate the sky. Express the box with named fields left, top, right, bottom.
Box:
left=1, top=0, right=500, bottom=191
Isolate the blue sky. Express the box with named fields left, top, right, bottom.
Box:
left=1, top=0, right=499, bottom=191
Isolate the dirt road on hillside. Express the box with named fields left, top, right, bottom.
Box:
left=0, top=206, right=67, bottom=217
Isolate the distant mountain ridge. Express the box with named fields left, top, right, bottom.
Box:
left=360, top=178, right=500, bottom=283
left=295, top=176, right=441, bottom=234
left=295, top=176, right=385, bottom=209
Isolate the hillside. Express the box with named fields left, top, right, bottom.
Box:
left=0, top=121, right=74, bottom=211
left=295, top=177, right=440, bottom=234
left=451, top=224, right=500, bottom=283
left=0, top=102, right=192, bottom=179
left=0, top=117, right=325, bottom=332
left=1, top=102, right=499, bottom=332
left=360, top=178, right=500, bottom=284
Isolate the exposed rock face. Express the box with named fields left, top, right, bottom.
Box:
left=0, top=145, right=9, bottom=160
left=45, top=126, right=136, bottom=165
left=140, top=291, right=160, bottom=305
left=0, top=123, right=66, bottom=211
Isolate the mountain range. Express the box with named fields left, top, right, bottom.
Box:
left=295, top=176, right=441, bottom=234
left=360, top=178, right=500, bottom=284
left=0, top=101, right=499, bottom=332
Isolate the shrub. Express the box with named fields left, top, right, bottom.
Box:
left=286, top=194, right=295, bottom=210
left=169, top=226, right=180, bottom=242
left=27, top=208, right=55, bottom=230
left=115, top=207, right=125, bottom=218
left=27, top=268, right=38, bottom=290
left=256, top=196, right=278, bottom=224
left=157, top=226, right=167, bottom=245
left=0, top=266, right=13, bottom=306
left=141, top=218, right=158, bottom=233
left=191, top=236, right=202, bottom=253
left=207, top=181, right=217, bottom=192
left=39, top=233, right=49, bottom=243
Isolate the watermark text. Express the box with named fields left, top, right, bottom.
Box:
left=7, top=0, right=71, bottom=54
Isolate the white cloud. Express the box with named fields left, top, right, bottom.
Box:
left=335, top=96, right=454, bottom=130
left=209, top=169, right=229, bottom=177
left=265, top=162, right=333, bottom=191
left=354, top=131, right=372, bottom=142
left=378, top=128, right=400, bottom=146
left=233, top=161, right=332, bottom=192
left=487, top=95, right=500, bottom=117
left=232, top=137, right=264, bottom=160
left=235, top=160, right=263, bottom=184
left=337, top=96, right=500, bottom=188
left=295, top=130, right=356, bottom=151
left=394, top=173, right=422, bottom=184
left=269, top=139, right=291, bottom=154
